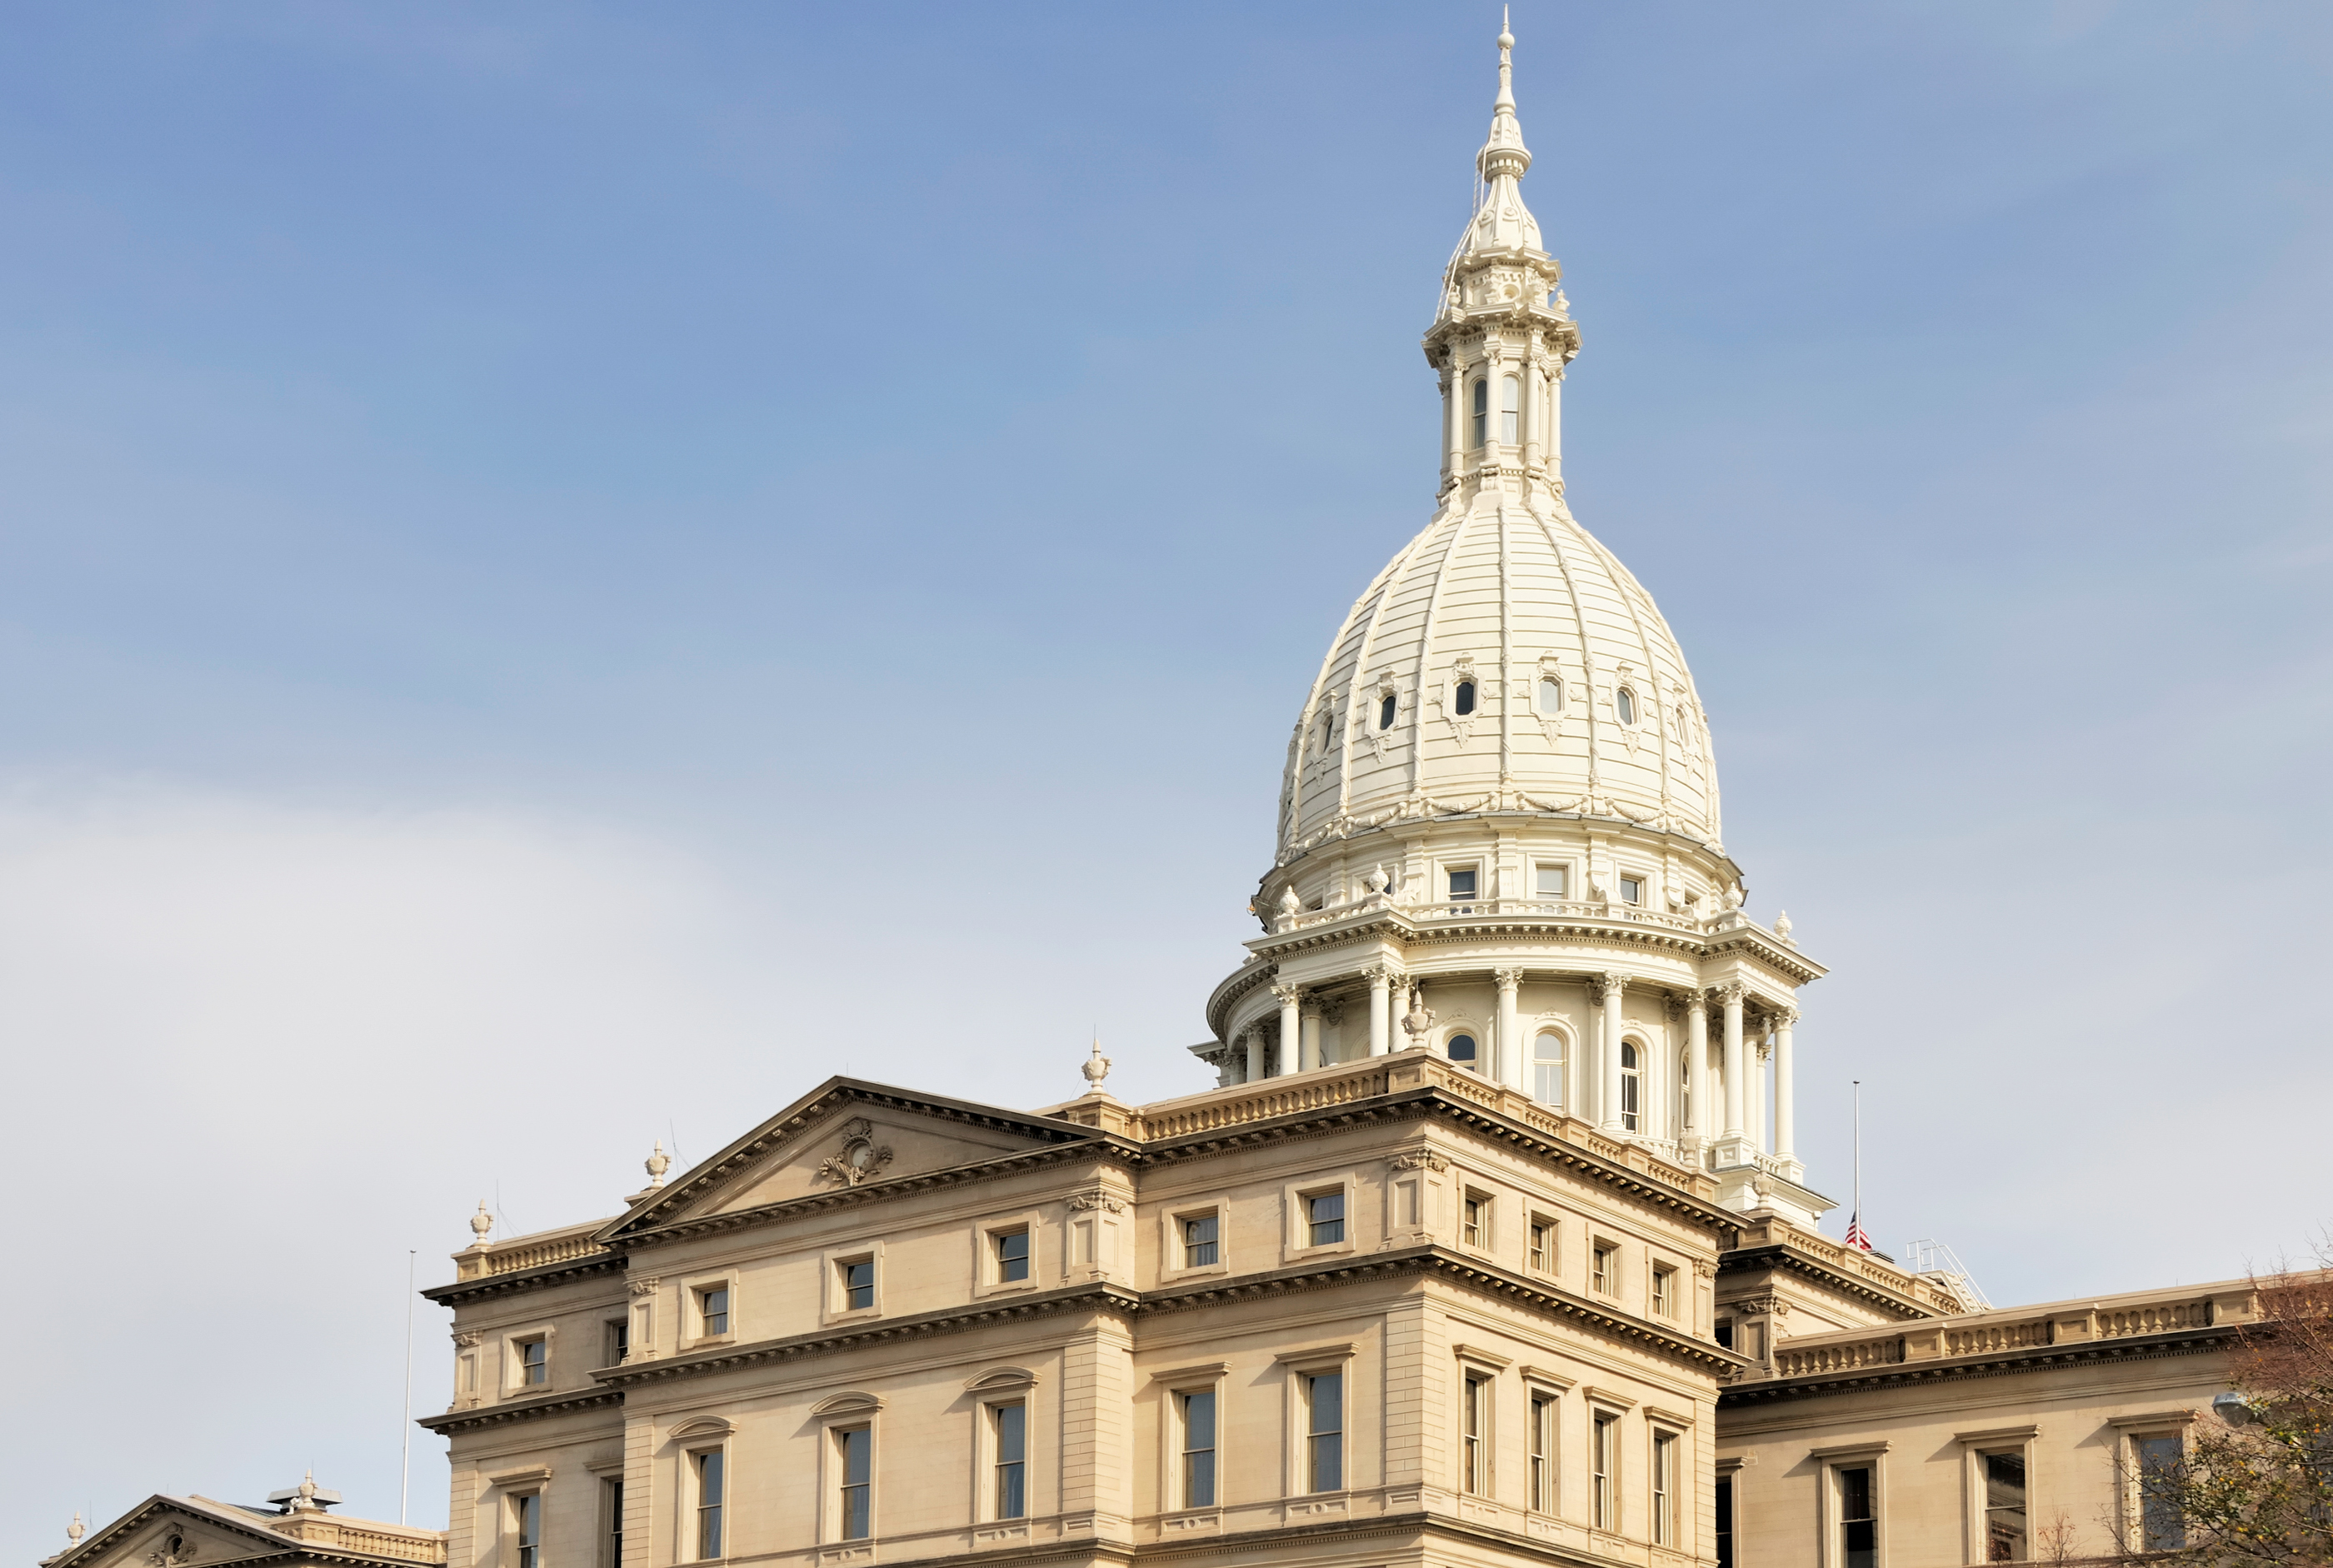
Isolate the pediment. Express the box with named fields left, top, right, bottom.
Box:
left=602, top=1078, right=1098, bottom=1240
left=58, top=1499, right=307, bottom=1568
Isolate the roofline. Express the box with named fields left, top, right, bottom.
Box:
left=45, top=1496, right=446, bottom=1568
left=1719, top=1321, right=2240, bottom=1411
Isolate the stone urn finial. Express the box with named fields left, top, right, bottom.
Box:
left=644, top=1140, right=672, bottom=1188
left=67, top=1515, right=84, bottom=1548
left=1082, top=1038, right=1112, bottom=1090
left=469, top=1200, right=493, bottom=1244
left=1400, top=983, right=1435, bottom=1043
left=1774, top=909, right=1793, bottom=943
left=1363, top=864, right=1389, bottom=896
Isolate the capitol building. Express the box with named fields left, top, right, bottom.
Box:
left=47, top=25, right=2253, bottom=1568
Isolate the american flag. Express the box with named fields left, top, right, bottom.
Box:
left=1843, top=1213, right=1874, bottom=1251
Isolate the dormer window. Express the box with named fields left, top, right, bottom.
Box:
left=1471, top=377, right=1489, bottom=448
left=1537, top=677, right=1561, bottom=714
left=1616, top=687, right=1637, bottom=726
left=1502, top=375, right=1521, bottom=443
left=1379, top=693, right=1397, bottom=730
left=1454, top=680, right=1476, bottom=716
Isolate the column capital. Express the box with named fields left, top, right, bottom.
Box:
left=1594, top=970, right=1631, bottom=1003
left=1270, top=983, right=1305, bottom=1007
left=1361, top=963, right=1402, bottom=986
left=1493, top=966, right=1526, bottom=992
left=1715, top=981, right=1748, bottom=1007
left=1771, top=1004, right=1801, bottom=1027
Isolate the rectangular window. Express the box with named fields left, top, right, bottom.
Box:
left=1619, top=875, right=1643, bottom=905
left=1716, top=1476, right=1735, bottom=1568
left=1461, top=1373, right=1489, bottom=1494
left=995, top=1229, right=1030, bottom=1282
left=1591, top=1241, right=1616, bottom=1296
left=2136, top=1434, right=2185, bottom=1551
left=1182, top=1213, right=1219, bottom=1268
left=515, top=1494, right=541, bottom=1568
left=1839, top=1464, right=1876, bottom=1568
left=837, top=1426, right=872, bottom=1541
left=1528, top=1393, right=1555, bottom=1512
left=1306, top=1371, right=1345, bottom=1492
left=992, top=1403, right=1026, bottom=1520
left=1180, top=1389, right=1216, bottom=1508
left=605, top=1318, right=628, bottom=1366
left=1981, top=1449, right=2026, bottom=1561
left=1306, top=1191, right=1345, bottom=1247
left=1461, top=1194, right=1486, bottom=1247
left=1536, top=864, right=1567, bottom=898
left=1651, top=1265, right=1675, bottom=1318
left=600, top=1480, right=623, bottom=1568
left=517, top=1338, right=547, bottom=1386
left=695, top=1451, right=724, bottom=1561
left=1447, top=867, right=1477, bottom=901
left=1652, top=1431, right=1677, bottom=1546
left=1591, top=1413, right=1616, bottom=1530
left=1528, top=1220, right=1551, bottom=1271
left=697, top=1286, right=729, bottom=1338
left=1716, top=1316, right=1735, bottom=1350
left=841, top=1258, right=875, bottom=1311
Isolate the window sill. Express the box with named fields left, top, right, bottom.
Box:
left=1161, top=1261, right=1232, bottom=1283
left=682, top=1335, right=734, bottom=1352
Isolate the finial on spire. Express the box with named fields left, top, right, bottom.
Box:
left=1479, top=11, right=1531, bottom=179
left=1082, top=1036, right=1112, bottom=1091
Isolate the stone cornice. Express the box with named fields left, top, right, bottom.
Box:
left=1720, top=1322, right=2239, bottom=1411
left=422, top=1252, right=625, bottom=1308
left=415, top=1385, right=624, bottom=1437
left=1719, top=1243, right=1945, bottom=1322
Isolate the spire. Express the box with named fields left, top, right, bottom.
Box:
left=1481, top=8, right=1530, bottom=182
left=1461, top=12, right=1541, bottom=260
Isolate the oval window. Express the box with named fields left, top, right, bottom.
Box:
left=1446, top=1033, right=1478, bottom=1067
left=1537, top=677, right=1561, bottom=715
left=1616, top=687, right=1636, bottom=726
left=1379, top=693, right=1397, bottom=730
left=1454, top=681, right=1476, bottom=717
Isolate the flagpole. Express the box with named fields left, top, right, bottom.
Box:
left=400, top=1248, right=416, bottom=1524
left=1852, top=1080, right=1862, bottom=1246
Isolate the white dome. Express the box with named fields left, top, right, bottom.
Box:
left=1277, top=497, right=1721, bottom=865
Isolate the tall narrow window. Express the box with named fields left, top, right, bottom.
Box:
left=1536, top=677, right=1562, bottom=715
left=1529, top=1393, right=1555, bottom=1511
left=1453, top=679, right=1476, bottom=716
left=1592, top=1241, right=1616, bottom=1296
left=1620, top=1042, right=1641, bottom=1131
left=837, top=1427, right=872, bottom=1541
left=1716, top=1476, right=1736, bottom=1568
left=1179, top=1389, right=1216, bottom=1508
left=1306, top=1191, right=1346, bottom=1246
left=602, top=1479, right=624, bottom=1568
left=1591, top=1413, right=1616, bottom=1530
left=1652, top=1431, right=1678, bottom=1545
left=1838, top=1465, right=1876, bottom=1568
left=1461, top=1373, right=1489, bottom=1493
left=1501, top=375, right=1520, bottom=444
left=1652, top=1265, right=1676, bottom=1318
left=1316, top=712, right=1331, bottom=753
left=1461, top=1195, right=1486, bottom=1246
left=2136, top=1435, right=2185, bottom=1551
left=1182, top=1213, right=1218, bottom=1267
left=1616, top=687, right=1637, bottom=725
left=1471, top=378, right=1488, bottom=448
left=1982, top=1450, right=2026, bottom=1561
left=697, top=1286, right=729, bottom=1337
left=695, top=1451, right=724, bottom=1561
left=515, top=1495, right=541, bottom=1568
left=1528, top=1219, right=1552, bottom=1271
left=605, top=1318, right=628, bottom=1366
left=1306, top=1371, right=1345, bottom=1491
left=841, top=1258, right=874, bottom=1311
left=1379, top=692, right=1397, bottom=730
left=1677, top=1046, right=1693, bottom=1137
left=992, top=1403, right=1027, bottom=1519
left=995, top=1229, right=1030, bottom=1282
left=1534, top=1031, right=1565, bottom=1106
left=518, top=1338, right=547, bottom=1386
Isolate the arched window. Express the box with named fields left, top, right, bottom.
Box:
left=1677, top=1046, right=1692, bottom=1136
left=1537, top=677, right=1561, bottom=715
left=1454, top=680, right=1476, bottom=717
left=1616, top=687, right=1637, bottom=726
left=1620, top=1041, right=1641, bottom=1132
left=1501, top=375, right=1521, bottom=444
left=1379, top=693, right=1397, bottom=730
left=1471, top=378, right=1488, bottom=448
left=1533, top=1031, right=1565, bottom=1108
left=1446, top=1032, right=1478, bottom=1071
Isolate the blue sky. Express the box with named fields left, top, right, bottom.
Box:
left=4, top=1, right=2330, bottom=1551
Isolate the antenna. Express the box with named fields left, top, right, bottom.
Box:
left=399, top=1248, right=416, bottom=1524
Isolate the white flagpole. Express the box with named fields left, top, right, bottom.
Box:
left=1852, top=1080, right=1862, bottom=1244
left=400, top=1248, right=416, bottom=1524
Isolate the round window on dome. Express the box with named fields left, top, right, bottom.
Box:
left=1616, top=687, right=1636, bottom=726
left=1446, top=1033, right=1478, bottom=1070
left=1454, top=681, right=1476, bottom=717
left=1537, top=677, right=1561, bottom=715
left=1379, top=693, right=1397, bottom=731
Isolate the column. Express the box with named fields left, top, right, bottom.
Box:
left=1273, top=984, right=1303, bottom=1076
left=1774, top=1006, right=1798, bottom=1162
left=1301, top=1006, right=1323, bottom=1071
left=1597, top=971, right=1628, bottom=1132
left=1720, top=984, right=1746, bottom=1141
left=1442, top=359, right=1466, bottom=488
left=1685, top=991, right=1710, bottom=1143
left=1495, top=968, right=1525, bottom=1091
left=1751, top=1024, right=1771, bottom=1153
left=1366, top=966, right=1395, bottom=1056
left=1521, top=351, right=1542, bottom=472
left=1243, top=1028, right=1264, bottom=1084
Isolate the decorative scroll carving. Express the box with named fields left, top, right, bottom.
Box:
left=1388, top=1147, right=1450, bottom=1173
left=452, top=1331, right=482, bottom=1347
left=1067, top=1191, right=1127, bottom=1213
left=627, top=1276, right=660, bottom=1299
left=817, top=1118, right=895, bottom=1188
